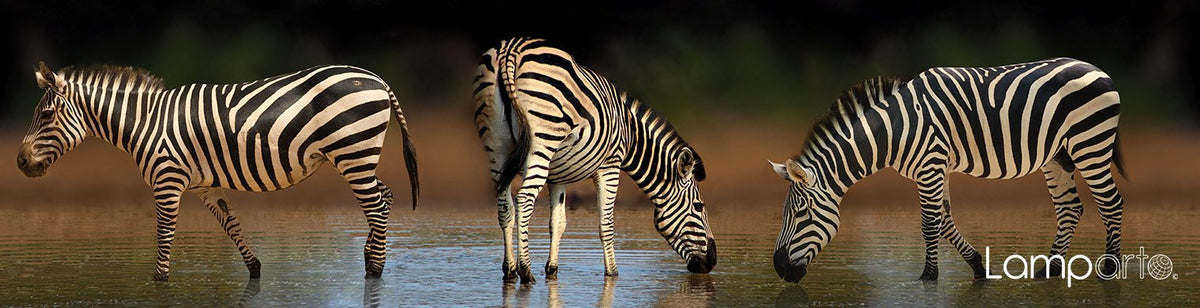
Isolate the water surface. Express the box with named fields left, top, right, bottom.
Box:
left=0, top=200, right=1196, bottom=306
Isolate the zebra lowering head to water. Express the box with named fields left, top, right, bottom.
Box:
left=473, top=37, right=717, bottom=283
left=17, top=62, right=419, bottom=280
left=769, top=58, right=1127, bottom=282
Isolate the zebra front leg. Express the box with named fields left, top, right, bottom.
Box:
left=545, top=184, right=568, bottom=278
left=595, top=166, right=621, bottom=276
left=496, top=186, right=518, bottom=281
left=194, top=188, right=261, bottom=278
left=151, top=182, right=185, bottom=281
left=937, top=184, right=985, bottom=279
left=1034, top=157, right=1083, bottom=278
left=916, top=169, right=947, bottom=281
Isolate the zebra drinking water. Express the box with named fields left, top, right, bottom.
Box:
left=769, top=58, right=1126, bottom=282
left=17, top=62, right=419, bottom=280
left=473, top=38, right=717, bottom=283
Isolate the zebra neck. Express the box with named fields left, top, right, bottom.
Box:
left=620, top=99, right=686, bottom=201
left=803, top=115, right=892, bottom=195
left=72, top=83, right=167, bottom=153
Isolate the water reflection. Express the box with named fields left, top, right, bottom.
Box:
left=598, top=276, right=616, bottom=307
left=501, top=282, right=532, bottom=307
left=656, top=274, right=717, bottom=307
left=0, top=203, right=1195, bottom=306
left=238, top=279, right=260, bottom=307
left=774, top=285, right=809, bottom=307
left=363, top=278, right=382, bottom=308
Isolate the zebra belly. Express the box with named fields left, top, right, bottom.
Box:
left=547, top=126, right=606, bottom=184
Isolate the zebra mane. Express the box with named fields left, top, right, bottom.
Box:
left=797, top=76, right=904, bottom=158
left=58, top=65, right=166, bottom=91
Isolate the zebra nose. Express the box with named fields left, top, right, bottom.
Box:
left=774, top=247, right=807, bottom=282
left=16, top=155, right=27, bottom=168
left=687, top=238, right=717, bottom=273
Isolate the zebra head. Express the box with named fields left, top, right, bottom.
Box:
left=769, top=158, right=842, bottom=282
left=652, top=147, right=717, bottom=273
left=18, top=62, right=88, bottom=178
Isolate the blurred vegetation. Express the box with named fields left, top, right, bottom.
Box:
left=1, top=1, right=1195, bottom=131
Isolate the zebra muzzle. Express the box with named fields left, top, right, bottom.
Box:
left=16, top=150, right=47, bottom=178
left=687, top=237, right=718, bottom=273
left=774, top=247, right=807, bottom=282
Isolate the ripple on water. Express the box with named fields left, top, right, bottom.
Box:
left=0, top=202, right=1197, bottom=306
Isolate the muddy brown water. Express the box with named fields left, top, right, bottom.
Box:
left=0, top=199, right=1196, bottom=306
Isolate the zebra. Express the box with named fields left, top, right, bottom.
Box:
left=472, top=37, right=717, bottom=283
left=17, top=62, right=419, bottom=280
left=768, top=58, right=1126, bottom=282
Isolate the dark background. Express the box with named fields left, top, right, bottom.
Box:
left=0, top=1, right=1196, bottom=205
left=2, top=1, right=1196, bottom=123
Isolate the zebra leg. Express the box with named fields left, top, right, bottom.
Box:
left=194, top=188, right=261, bottom=278
left=916, top=169, right=947, bottom=281
left=513, top=153, right=556, bottom=284
left=595, top=166, right=621, bottom=276
left=151, top=183, right=185, bottom=281
left=545, top=184, right=568, bottom=278
left=1033, top=157, right=1083, bottom=278
left=1074, top=155, right=1124, bottom=279
left=937, top=185, right=985, bottom=279
left=497, top=186, right=518, bottom=281
left=338, top=168, right=391, bottom=277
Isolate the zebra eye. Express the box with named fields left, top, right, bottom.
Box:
left=693, top=202, right=704, bottom=211
left=39, top=108, right=55, bottom=119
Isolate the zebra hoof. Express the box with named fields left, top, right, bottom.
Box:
left=502, top=268, right=519, bottom=282
left=918, top=267, right=938, bottom=281
left=545, top=264, right=558, bottom=279
left=152, top=271, right=170, bottom=281
left=518, top=268, right=536, bottom=284
left=364, top=263, right=383, bottom=278
left=1098, top=258, right=1119, bottom=280
left=247, top=258, right=262, bottom=279
left=604, top=269, right=619, bottom=277
left=966, top=254, right=986, bottom=280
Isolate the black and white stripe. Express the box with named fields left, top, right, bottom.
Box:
left=18, top=62, right=419, bottom=280
left=770, top=58, right=1126, bottom=282
left=473, top=37, right=717, bottom=283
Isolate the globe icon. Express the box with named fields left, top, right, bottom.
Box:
left=1147, top=254, right=1173, bottom=280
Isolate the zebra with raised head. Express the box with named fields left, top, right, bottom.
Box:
left=18, top=62, right=419, bottom=280
left=473, top=37, right=717, bottom=283
left=769, top=58, right=1126, bottom=282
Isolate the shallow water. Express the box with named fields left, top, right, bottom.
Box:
left=0, top=200, right=1196, bottom=306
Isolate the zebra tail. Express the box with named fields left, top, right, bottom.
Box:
left=386, top=87, right=420, bottom=210
left=1113, top=131, right=1129, bottom=181
left=496, top=52, right=528, bottom=194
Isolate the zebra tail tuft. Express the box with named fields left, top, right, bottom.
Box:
left=496, top=51, right=528, bottom=194
left=1113, top=131, right=1129, bottom=181
left=386, top=87, right=420, bottom=210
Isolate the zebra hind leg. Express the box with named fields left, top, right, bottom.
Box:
left=340, top=171, right=391, bottom=277
left=194, top=188, right=262, bottom=278
left=545, top=184, right=568, bottom=279
left=496, top=186, right=518, bottom=281
left=1033, top=156, right=1083, bottom=278
left=1074, top=154, right=1124, bottom=279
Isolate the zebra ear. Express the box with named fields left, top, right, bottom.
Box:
left=770, top=159, right=811, bottom=185
left=677, top=147, right=700, bottom=180
left=769, top=160, right=790, bottom=180
left=35, top=61, right=65, bottom=92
